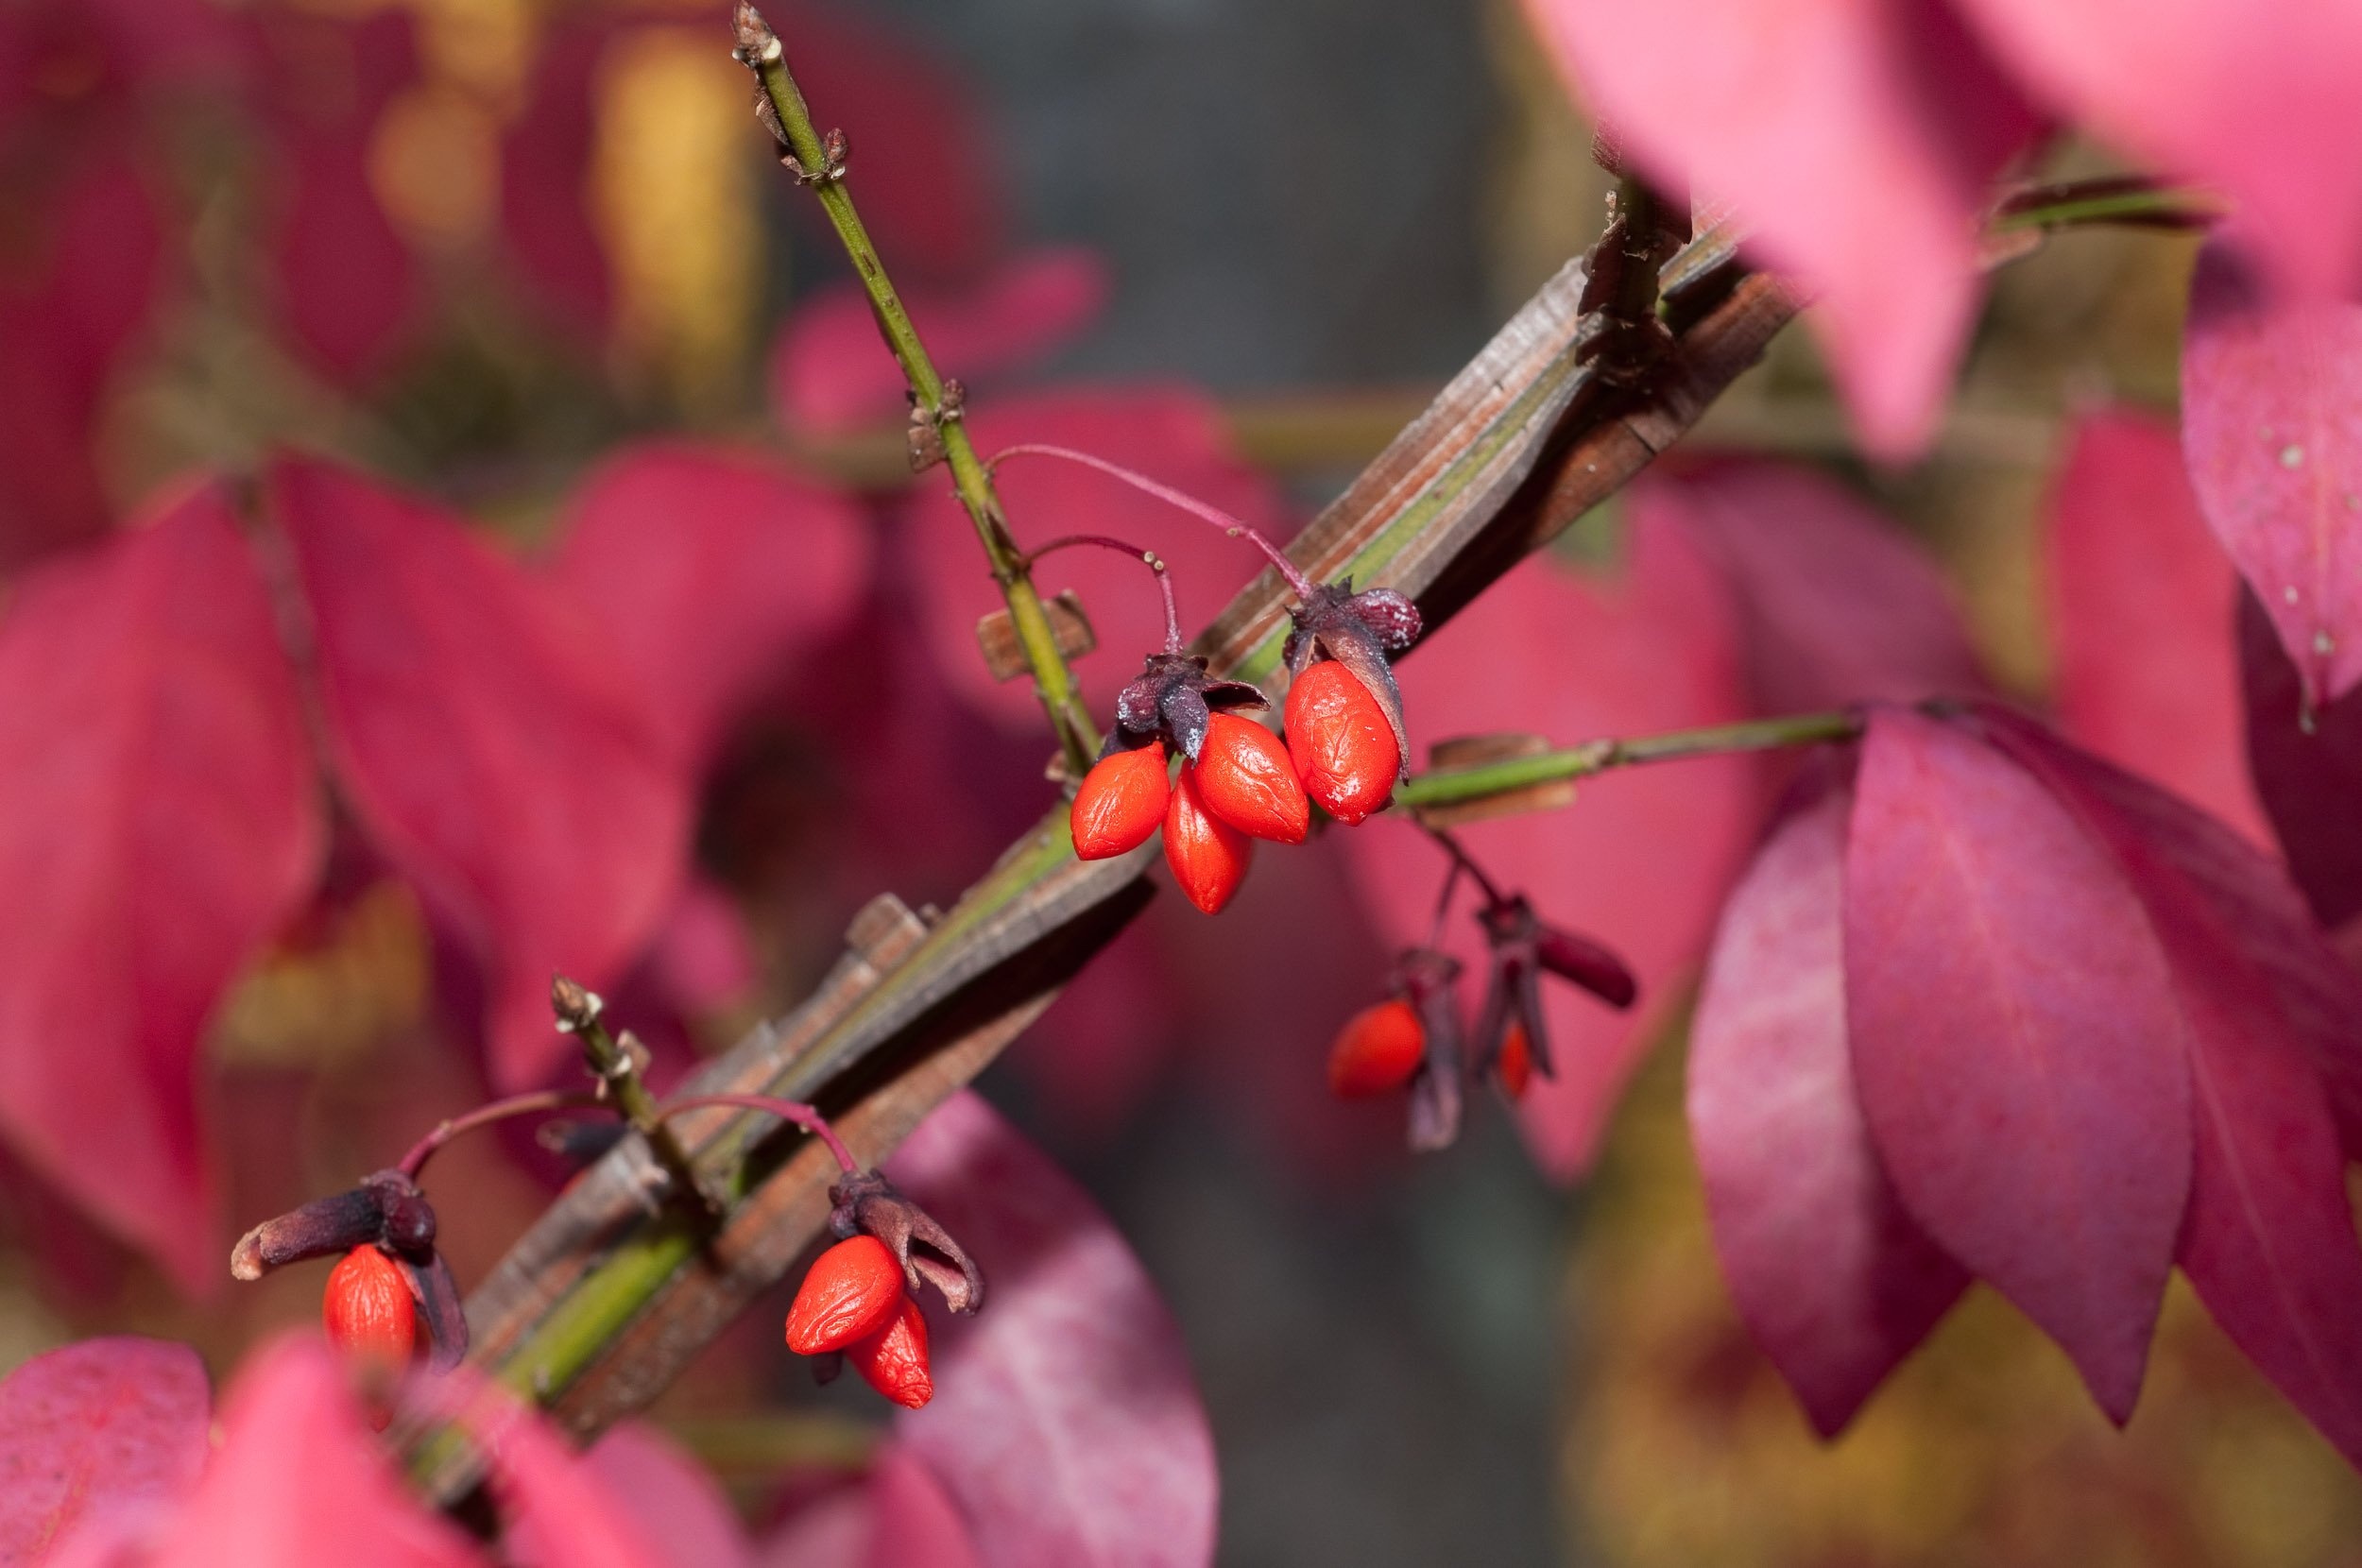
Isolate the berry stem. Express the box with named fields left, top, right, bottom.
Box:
left=986, top=443, right=1321, bottom=601
left=1424, top=827, right=1508, bottom=912
left=1396, top=709, right=1863, bottom=816
left=1025, top=533, right=1185, bottom=654
left=397, top=1091, right=608, bottom=1181
left=658, top=1094, right=860, bottom=1174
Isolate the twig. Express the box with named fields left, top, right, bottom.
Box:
left=656, top=1094, right=859, bottom=1175
left=1024, top=534, right=1184, bottom=654
left=397, top=1092, right=606, bottom=1181
left=553, top=976, right=720, bottom=1216
left=1395, top=710, right=1864, bottom=814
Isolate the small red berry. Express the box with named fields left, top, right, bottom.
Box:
left=1164, top=766, right=1253, bottom=913
left=1326, top=999, right=1426, bottom=1098
left=1497, top=1021, right=1532, bottom=1102
left=785, top=1235, right=904, bottom=1354
left=1285, top=660, right=1400, bottom=825
left=1070, top=743, right=1170, bottom=860
left=323, top=1245, right=417, bottom=1373
left=1190, top=714, right=1309, bottom=844
left=845, top=1294, right=933, bottom=1409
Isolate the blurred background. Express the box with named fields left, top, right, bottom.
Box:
left=1, top=0, right=2356, bottom=1562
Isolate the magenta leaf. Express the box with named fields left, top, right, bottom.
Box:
left=480, top=1403, right=672, bottom=1568
left=2044, top=408, right=2269, bottom=844
left=885, top=1092, right=1216, bottom=1568
left=1986, top=714, right=2362, bottom=1471
left=147, top=1338, right=481, bottom=1568
left=1688, top=759, right=1967, bottom=1437
left=2243, top=589, right=2362, bottom=932
left=2181, top=240, right=2362, bottom=709
left=498, top=23, right=613, bottom=336
left=1952, top=0, right=2362, bottom=299
left=771, top=247, right=1110, bottom=435
left=1345, top=512, right=1754, bottom=1176
left=753, top=1445, right=981, bottom=1568
left=270, top=456, right=693, bottom=1091
left=548, top=440, right=871, bottom=769
left=582, top=1424, right=750, bottom=1568
left=0, top=1338, right=210, bottom=1563
left=1642, top=459, right=1984, bottom=712
left=1518, top=0, right=2038, bottom=456
left=0, top=481, right=322, bottom=1294
left=1844, top=705, right=2189, bottom=1421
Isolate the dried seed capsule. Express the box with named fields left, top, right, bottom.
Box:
left=1285, top=660, right=1400, bottom=825
left=845, top=1295, right=933, bottom=1410
left=785, top=1235, right=905, bottom=1355
left=1326, top=998, right=1426, bottom=1098
left=1163, top=766, right=1253, bottom=914
left=1497, top=1021, right=1532, bottom=1102
left=1070, top=743, right=1170, bottom=861
left=323, top=1246, right=417, bottom=1373
left=1190, top=714, right=1309, bottom=844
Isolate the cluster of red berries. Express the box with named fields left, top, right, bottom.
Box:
left=781, top=1167, right=984, bottom=1409
left=1070, top=582, right=1419, bottom=913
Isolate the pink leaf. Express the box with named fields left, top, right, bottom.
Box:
left=772, top=247, right=1110, bottom=435
left=754, top=1447, right=981, bottom=1568
left=483, top=1404, right=672, bottom=1568
left=0, top=1338, right=210, bottom=1563
left=267, top=132, right=418, bottom=385
left=886, top=1093, right=1216, bottom=1568
left=2242, top=593, right=2362, bottom=930
left=548, top=441, right=871, bottom=769
left=1344, top=512, right=1754, bottom=1176
left=1951, top=0, right=2362, bottom=298
left=148, top=1338, right=481, bottom=1568
left=498, top=24, right=612, bottom=335
left=1986, top=713, right=2362, bottom=1471
left=1646, top=458, right=1984, bottom=711
left=2181, top=240, right=2362, bottom=708
left=582, top=1423, right=750, bottom=1568
left=0, top=481, right=321, bottom=1294
left=270, top=456, right=692, bottom=1090
left=2044, top=408, right=2269, bottom=844
left=1688, top=760, right=1967, bottom=1437
left=1843, top=705, right=2188, bottom=1420
left=1519, top=0, right=2038, bottom=456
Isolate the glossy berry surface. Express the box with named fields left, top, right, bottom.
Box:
left=784, top=1235, right=905, bottom=1354
left=1497, top=1021, right=1532, bottom=1102
left=1284, top=659, right=1399, bottom=825
left=1163, top=766, right=1253, bottom=914
left=1326, top=998, right=1426, bottom=1098
left=1190, top=714, right=1309, bottom=844
left=1070, top=743, right=1170, bottom=861
left=846, top=1294, right=933, bottom=1409
left=323, top=1245, right=417, bottom=1371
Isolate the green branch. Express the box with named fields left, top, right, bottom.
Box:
left=1395, top=710, right=1864, bottom=813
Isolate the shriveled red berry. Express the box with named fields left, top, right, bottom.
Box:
left=845, top=1294, right=933, bottom=1409
left=1164, top=766, right=1253, bottom=914
left=785, top=1235, right=904, bottom=1354
left=1497, top=1021, right=1532, bottom=1102
left=1071, top=743, right=1170, bottom=860
left=1285, top=659, right=1399, bottom=825
left=1190, top=714, right=1309, bottom=844
left=323, top=1245, right=417, bottom=1372
left=1326, top=999, right=1425, bottom=1098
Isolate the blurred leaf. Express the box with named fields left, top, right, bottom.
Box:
left=0, top=1338, right=209, bottom=1564
left=2242, top=594, right=2362, bottom=930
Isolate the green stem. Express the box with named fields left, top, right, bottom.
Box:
left=553, top=976, right=717, bottom=1214
left=1395, top=710, right=1863, bottom=813
left=731, top=4, right=1096, bottom=778
left=1989, top=178, right=2223, bottom=233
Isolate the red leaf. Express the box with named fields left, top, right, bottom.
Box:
left=498, top=24, right=612, bottom=336
left=1688, top=760, right=1967, bottom=1437
left=270, top=456, right=692, bottom=1090
left=549, top=441, right=870, bottom=769
left=2182, top=240, right=2362, bottom=709
left=1518, top=0, right=2038, bottom=456
left=1645, top=459, right=1984, bottom=711
left=771, top=247, right=1110, bottom=435
left=1344, top=513, right=1754, bottom=1176
left=1985, top=713, right=2362, bottom=1471
left=2242, top=592, right=2362, bottom=930
left=753, top=1446, right=980, bottom=1568
left=582, top=1423, right=750, bottom=1568
left=0, top=482, right=321, bottom=1294
left=267, top=132, right=418, bottom=384
left=0, top=1338, right=210, bottom=1563
left=147, top=1338, right=481, bottom=1568
left=903, top=385, right=1291, bottom=727
left=483, top=1402, right=672, bottom=1568
left=1843, top=705, right=2188, bottom=1420
left=2044, top=408, right=2270, bottom=844
left=1951, top=0, right=2362, bottom=298
left=885, top=1093, right=1215, bottom=1568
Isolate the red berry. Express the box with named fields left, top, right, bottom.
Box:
left=846, top=1294, right=933, bottom=1409
left=1285, top=660, right=1399, bottom=825
left=785, top=1235, right=904, bottom=1354
left=1326, top=999, right=1425, bottom=1098
left=1497, top=1021, right=1532, bottom=1102
left=1190, top=714, right=1309, bottom=844
left=1070, top=743, right=1170, bottom=861
left=323, top=1245, right=417, bottom=1372
left=1164, top=766, right=1253, bottom=914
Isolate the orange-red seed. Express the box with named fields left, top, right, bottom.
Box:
left=784, top=1235, right=905, bottom=1355
left=1071, top=743, right=1170, bottom=861
left=1163, top=767, right=1253, bottom=914
left=323, top=1245, right=417, bottom=1372
left=1285, top=661, right=1399, bottom=826
left=1326, top=999, right=1426, bottom=1098
left=846, top=1294, right=933, bottom=1409
left=1190, top=714, right=1309, bottom=844
left=1498, top=1021, right=1532, bottom=1102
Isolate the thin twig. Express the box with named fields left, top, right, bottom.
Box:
left=1025, top=534, right=1184, bottom=654
left=397, top=1092, right=607, bottom=1181
left=657, top=1094, right=859, bottom=1174
left=1395, top=710, right=1864, bottom=815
